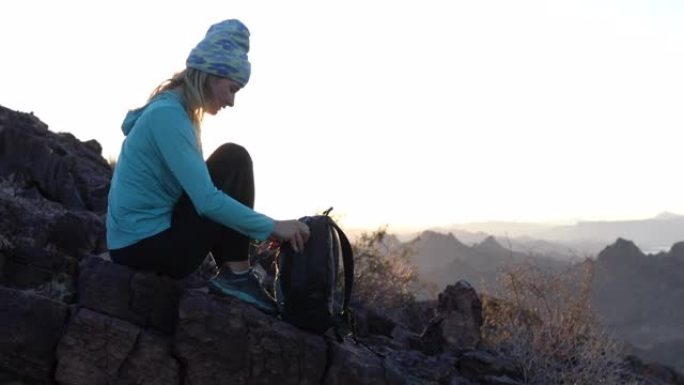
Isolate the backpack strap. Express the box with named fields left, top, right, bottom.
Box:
left=330, top=222, right=354, bottom=312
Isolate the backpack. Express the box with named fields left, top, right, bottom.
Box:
left=275, top=208, right=355, bottom=336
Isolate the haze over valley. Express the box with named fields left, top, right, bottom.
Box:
left=375, top=212, right=684, bottom=372
left=377, top=211, right=684, bottom=258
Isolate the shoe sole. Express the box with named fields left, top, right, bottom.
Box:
left=208, top=280, right=278, bottom=315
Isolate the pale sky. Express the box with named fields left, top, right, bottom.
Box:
left=1, top=0, right=683, bottom=231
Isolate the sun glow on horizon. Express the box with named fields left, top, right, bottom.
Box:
left=2, top=0, right=683, bottom=229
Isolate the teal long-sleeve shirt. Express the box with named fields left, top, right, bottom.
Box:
left=106, top=91, right=274, bottom=250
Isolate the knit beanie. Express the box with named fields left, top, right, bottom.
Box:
left=186, top=19, right=251, bottom=87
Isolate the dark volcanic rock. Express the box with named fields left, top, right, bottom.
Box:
left=417, top=281, right=483, bottom=354
left=78, top=256, right=181, bottom=334
left=0, top=106, right=111, bottom=213
left=175, top=289, right=327, bottom=385
left=323, top=340, right=405, bottom=385
left=384, top=349, right=460, bottom=384
left=0, top=106, right=111, bottom=301
left=457, top=350, right=522, bottom=384
left=0, top=287, right=69, bottom=382
left=114, top=331, right=180, bottom=385
left=354, top=307, right=399, bottom=338
left=55, top=308, right=179, bottom=385
left=55, top=308, right=140, bottom=385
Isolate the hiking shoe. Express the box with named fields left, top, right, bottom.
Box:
left=208, top=268, right=278, bottom=315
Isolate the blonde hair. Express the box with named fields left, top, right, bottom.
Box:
left=149, top=68, right=214, bottom=130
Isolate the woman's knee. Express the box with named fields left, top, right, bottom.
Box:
left=211, top=143, right=252, bottom=166
left=206, top=143, right=256, bottom=205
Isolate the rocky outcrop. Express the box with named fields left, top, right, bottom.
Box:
left=0, top=287, right=69, bottom=383
left=0, top=104, right=680, bottom=385
left=0, top=105, right=111, bottom=304
left=78, top=257, right=182, bottom=334
left=56, top=307, right=179, bottom=385
left=415, top=281, right=483, bottom=355
left=0, top=105, right=527, bottom=385
left=0, top=251, right=527, bottom=385
left=0, top=105, right=111, bottom=213
left=175, top=289, right=328, bottom=385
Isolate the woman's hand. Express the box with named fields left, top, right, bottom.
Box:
left=271, top=220, right=310, bottom=253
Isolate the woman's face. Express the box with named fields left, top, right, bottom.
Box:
left=206, top=76, right=242, bottom=115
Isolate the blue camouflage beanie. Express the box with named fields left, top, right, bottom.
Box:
left=186, top=19, right=251, bottom=87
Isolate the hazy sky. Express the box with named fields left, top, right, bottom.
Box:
left=2, top=0, right=683, bottom=231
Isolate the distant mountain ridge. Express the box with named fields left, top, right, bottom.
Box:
left=348, top=211, right=684, bottom=374
left=428, top=212, right=684, bottom=256
left=404, top=230, right=569, bottom=294
left=591, top=238, right=684, bottom=372
left=402, top=230, right=684, bottom=373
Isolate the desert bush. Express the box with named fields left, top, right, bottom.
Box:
left=482, top=261, right=639, bottom=384
left=350, top=227, right=430, bottom=310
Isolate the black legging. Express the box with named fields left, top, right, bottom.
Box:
left=110, top=143, right=257, bottom=279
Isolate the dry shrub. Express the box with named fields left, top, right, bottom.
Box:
left=351, top=228, right=429, bottom=310
left=482, top=261, right=639, bottom=385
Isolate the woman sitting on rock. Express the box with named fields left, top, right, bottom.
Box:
left=106, top=19, right=309, bottom=315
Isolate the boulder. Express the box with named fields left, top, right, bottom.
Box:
left=55, top=308, right=179, bottom=385
left=0, top=287, right=69, bottom=382
left=0, top=106, right=111, bottom=213
left=418, top=281, right=483, bottom=354
left=378, top=349, right=459, bottom=384
left=0, top=105, right=110, bottom=302
left=78, top=256, right=181, bottom=334
left=323, top=339, right=405, bottom=385
left=175, top=290, right=327, bottom=385
left=456, top=350, right=521, bottom=384
left=114, top=331, right=180, bottom=385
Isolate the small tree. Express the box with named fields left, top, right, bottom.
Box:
left=351, top=227, right=430, bottom=310
left=482, top=261, right=638, bottom=384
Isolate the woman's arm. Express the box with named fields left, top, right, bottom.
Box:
left=147, top=105, right=275, bottom=240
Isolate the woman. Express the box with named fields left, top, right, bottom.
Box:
left=106, top=19, right=309, bottom=315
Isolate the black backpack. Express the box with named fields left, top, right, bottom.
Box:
left=275, top=209, right=354, bottom=336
